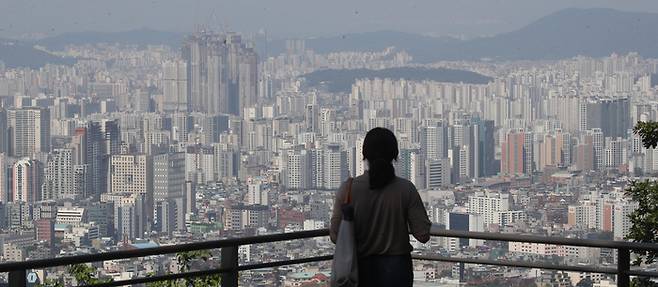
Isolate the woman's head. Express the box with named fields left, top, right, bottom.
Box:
left=362, top=127, right=399, bottom=189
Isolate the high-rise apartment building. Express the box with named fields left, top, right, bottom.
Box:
left=108, top=154, right=153, bottom=237
left=584, top=97, right=630, bottom=138
left=397, top=148, right=419, bottom=181
left=589, top=128, right=605, bottom=170
left=12, top=158, right=42, bottom=203
left=283, top=148, right=310, bottom=190
left=42, top=148, right=75, bottom=200
left=109, top=154, right=153, bottom=197
left=613, top=199, right=639, bottom=240
left=247, top=182, right=268, bottom=206
left=575, top=139, right=594, bottom=171
left=604, top=137, right=627, bottom=169
left=162, top=60, right=189, bottom=112
left=501, top=129, right=529, bottom=175
left=475, top=119, right=497, bottom=177
left=183, top=32, right=258, bottom=115
left=153, top=152, right=186, bottom=234
left=72, top=120, right=120, bottom=198
left=468, top=192, right=510, bottom=227
left=323, top=143, right=348, bottom=190
left=185, top=145, right=214, bottom=184
left=8, top=107, right=50, bottom=158
left=567, top=201, right=597, bottom=229
left=425, top=158, right=451, bottom=189
left=153, top=153, right=185, bottom=202
left=0, top=153, right=7, bottom=204
left=170, top=112, right=190, bottom=143
left=445, top=211, right=484, bottom=252
left=200, top=113, right=229, bottom=144
left=420, top=124, right=447, bottom=160
left=0, top=109, right=8, bottom=154
left=538, top=134, right=557, bottom=171
left=103, top=193, right=149, bottom=241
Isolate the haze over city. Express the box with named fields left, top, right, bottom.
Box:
left=1, top=0, right=658, bottom=38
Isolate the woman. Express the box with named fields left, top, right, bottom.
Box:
left=330, top=127, right=432, bottom=287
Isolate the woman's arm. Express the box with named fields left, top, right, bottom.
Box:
left=408, top=185, right=432, bottom=243
left=329, top=180, right=347, bottom=243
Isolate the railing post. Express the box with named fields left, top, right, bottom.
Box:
left=459, top=262, right=465, bottom=282
left=221, top=245, right=239, bottom=287
left=617, top=248, right=630, bottom=287
left=8, top=269, right=26, bottom=287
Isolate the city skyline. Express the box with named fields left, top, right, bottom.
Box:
left=1, top=3, right=658, bottom=285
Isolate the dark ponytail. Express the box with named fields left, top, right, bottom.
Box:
left=363, top=127, right=399, bottom=189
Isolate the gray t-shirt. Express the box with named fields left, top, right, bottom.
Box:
left=330, top=174, right=431, bottom=257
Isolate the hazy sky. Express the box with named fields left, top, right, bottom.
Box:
left=2, top=0, right=658, bottom=39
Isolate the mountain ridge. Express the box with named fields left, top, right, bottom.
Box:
left=293, top=8, right=658, bottom=62
left=35, top=28, right=185, bottom=50
left=3, top=8, right=658, bottom=68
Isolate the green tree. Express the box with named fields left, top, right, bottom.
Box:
left=626, top=122, right=658, bottom=286
left=37, top=263, right=112, bottom=286
left=146, top=250, right=221, bottom=287
left=38, top=251, right=220, bottom=287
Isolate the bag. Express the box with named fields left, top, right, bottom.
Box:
left=331, top=178, right=358, bottom=287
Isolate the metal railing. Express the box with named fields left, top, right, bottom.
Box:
left=418, top=228, right=658, bottom=287
left=0, top=229, right=331, bottom=287
left=2, top=226, right=658, bottom=287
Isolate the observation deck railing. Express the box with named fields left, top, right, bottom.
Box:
left=2, top=226, right=658, bottom=287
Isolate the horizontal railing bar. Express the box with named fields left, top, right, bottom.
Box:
left=430, top=227, right=658, bottom=252
left=83, top=255, right=334, bottom=287
left=412, top=254, right=618, bottom=274
left=85, top=254, right=658, bottom=287
left=236, top=255, right=333, bottom=272
left=0, top=229, right=329, bottom=273
left=4, top=226, right=658, bottom=282
left=627, top=270, right=658, bottom=278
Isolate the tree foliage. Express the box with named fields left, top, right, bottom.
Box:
left=146, top=250, right=221, bottom=287
left=37, top=263, right=112, bottom=286
left=38, top=251, right=220, bottom=287
left=625, top=179, right=658, bottom=264
left=635, top=122, right=658, bottom=149
left=627, top=122, right=658, bottom=286
left=632, top=277, right=658, bottom=287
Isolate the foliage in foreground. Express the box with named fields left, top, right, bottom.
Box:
left=37, top=263, right=112, bottom=286
left=146, top=250, right=221, bottom=287
left=37, top=251, right=220, bottom=287
left=627, top=122, right=658, bottom=287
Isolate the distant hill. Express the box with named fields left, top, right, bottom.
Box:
left=0, top=28, right=182, bottom=68
left=302, top=67, right=492, bottom=93
left=457, top=8, right=658, bottom=61
left=286, top=8, right=658, bottom=62
left=36, top=28, right=185, bottom=50
left=4, top=8, right=658, bottom=68
left=268, top=31, right=459, bottom=59
left=0, top=41, right=75, bottom=68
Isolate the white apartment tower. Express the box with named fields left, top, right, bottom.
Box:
left=468, top=192, right=511, bottom=227
left=8, top=107, right=50, bottom=158
left=162, top=60, right=189, bottom=112
left=12, top=158, right=42, bottom=203
left=43, top=148, right=75, bottom=200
